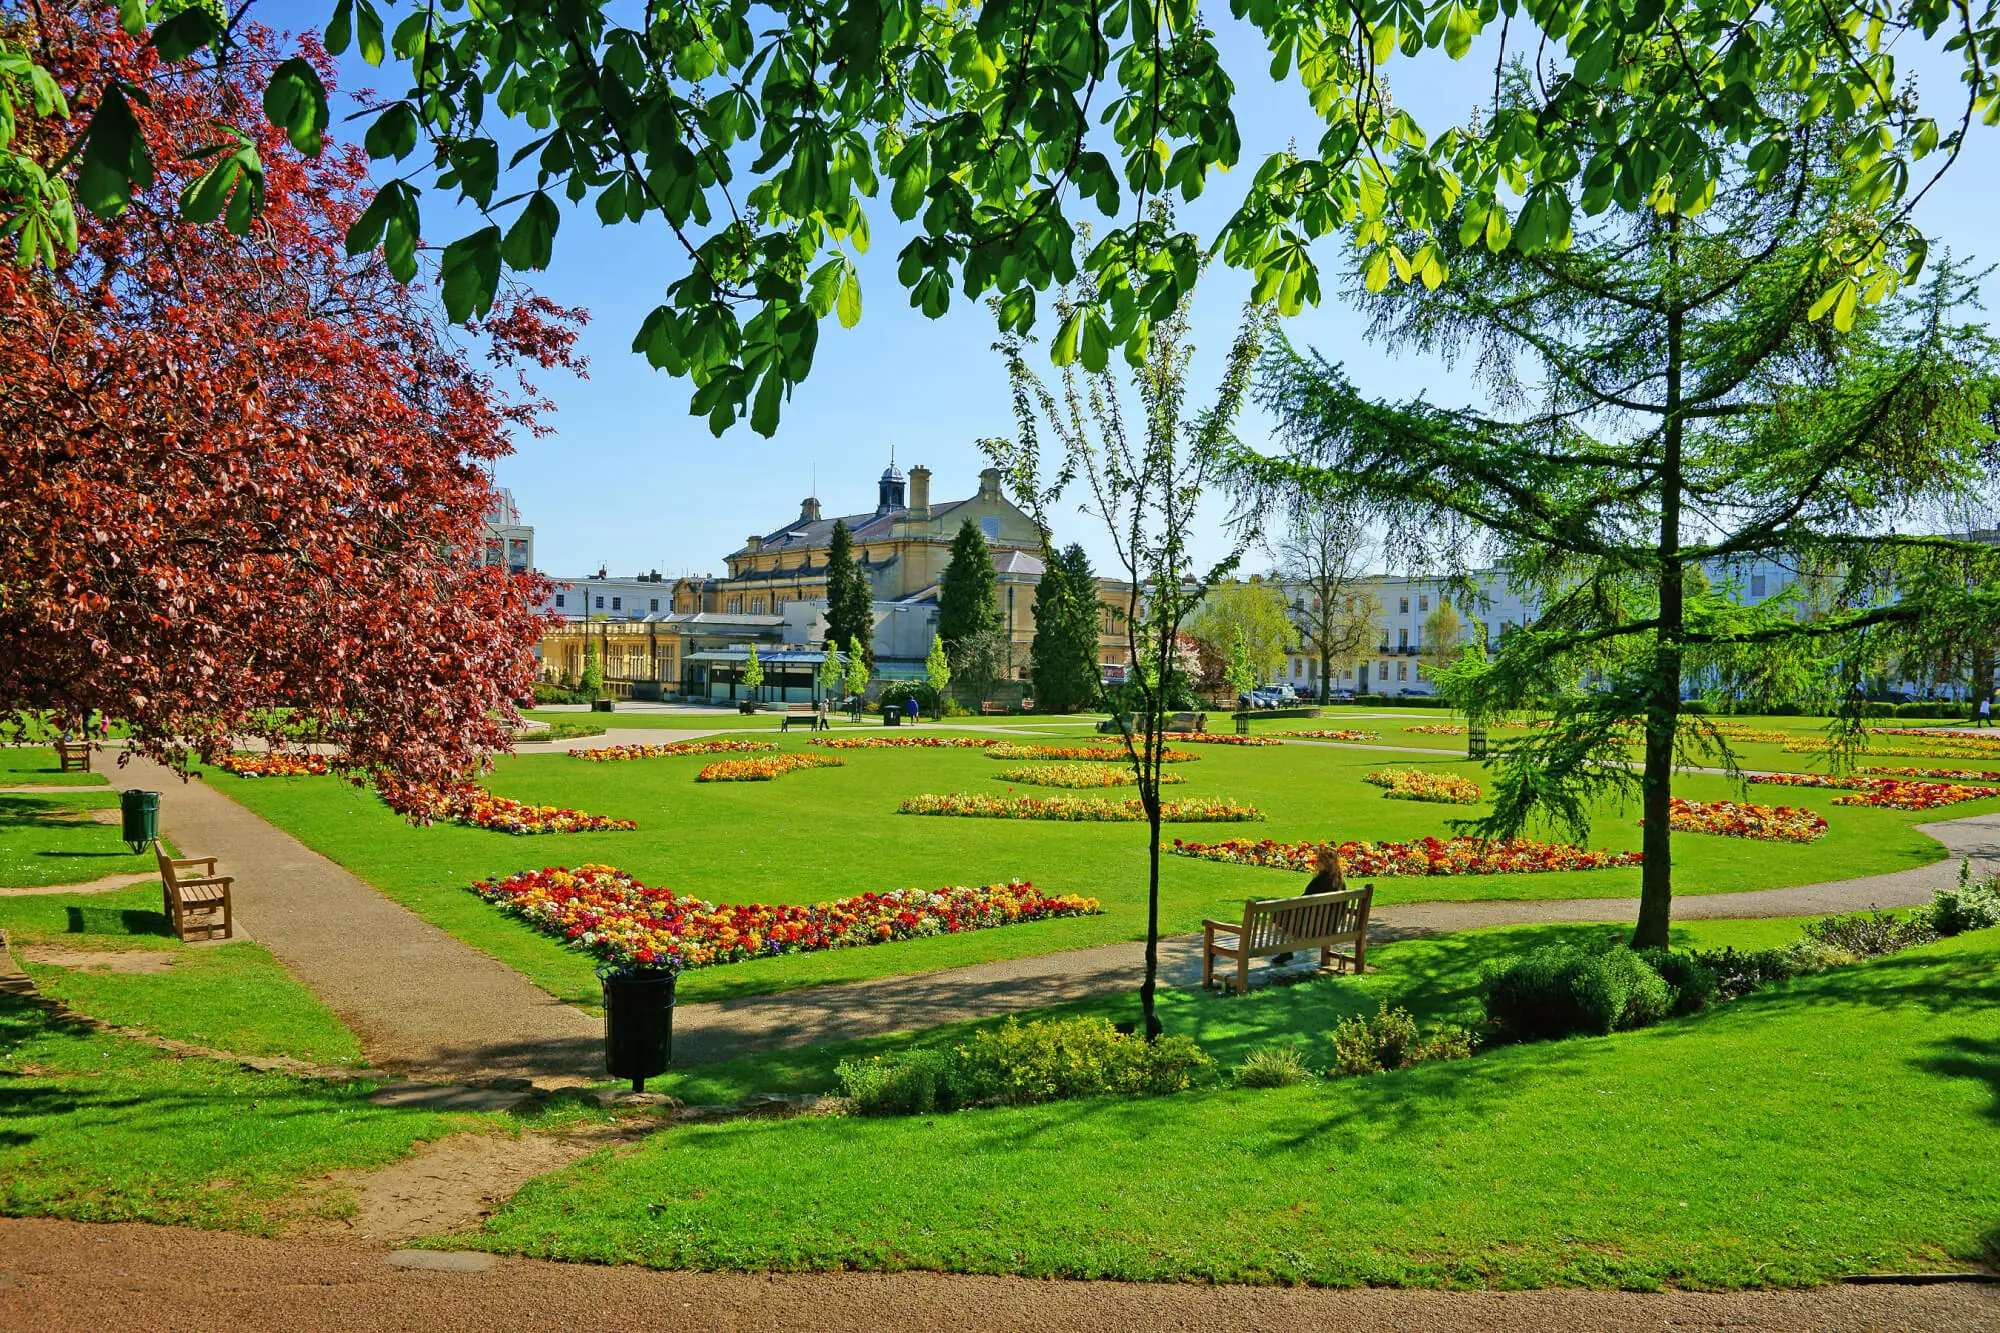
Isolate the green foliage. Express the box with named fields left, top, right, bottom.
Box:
left=823, top=521, right=872, bottom=662
left=1028, top=552, right=1098, bottom=714
left=740, top=644, right=764, bottom=694
left=1481, top=945, right=1674, bottom=1042
left=1186, top=581, right=1295, bottom=687
left=945, top=624, right=1012, bottom=706
left=1329, top=1001, right=1473, bottom=1075
left=1633, top=949, right=1721, bottom=1016
left=842, top=634, right=871, bottom=701
left=816, top=645, right=845, bottom=700
left=1232, top=1042, right=1314, bottom=1088
left=923, top=634, right=951, bottom=717
left=1925, top=873, right=2000, bottom=937
left=836, top=1048, right=959, bottom=1115
left=579, top=636, right=604, bottom=699
left=937, top=519, right=1001, bottom=649
left=956, top=1017, right=1214, bottom=1106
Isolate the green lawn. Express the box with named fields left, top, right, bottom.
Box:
left=646, top=916, right=1819, bottom=1103
left=0, top=793, right=163, bottom=888
left=0, top=990, right=491, bottom=1233
left=460, top=927, right=2000, bottom=1288
left=0, top=884, right=364, bottom=1063
left=0, top=746, right=108, bottom=787
left=521, top=709, right=1109, bottom=733
left=211, top=736, right=1978, bottom=1010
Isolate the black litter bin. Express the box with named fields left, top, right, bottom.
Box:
left=591, top=697, right=616, bottom=713
left=1468, top=726, right=1489, bottom=760
left=120, top=789, right=160, bottom=853
left=602, top=966, right=676, bottom=1092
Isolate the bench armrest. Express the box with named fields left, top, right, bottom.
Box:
left=1201, top=919, right=1242, bottom=935
left=171, top=875, right=232, bottom=890
left=168, top=857, right=218, bottom=872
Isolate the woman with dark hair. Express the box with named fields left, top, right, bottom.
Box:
left=1275, top=845, right=1347, bottom=963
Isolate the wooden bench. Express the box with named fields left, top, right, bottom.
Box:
left=55, top=740, right=91, bottom=772
left=980, top=702, right=1009, bottom=716
left=1164, top=711, right=1207, bottom=734
left=154, top=841, right=234, bottom=942
left=778, top=702, right=828, bottom=732
left=1202, top=885, right=1373, bottom=995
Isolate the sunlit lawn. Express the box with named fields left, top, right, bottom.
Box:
left=0, top=793, right=164, bottom=888
left=0, top=745, right=108, bottom=787
left=212, top=728, right=1985, bottom=1009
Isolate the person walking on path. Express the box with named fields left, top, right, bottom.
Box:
left=904, top=695, right=920, bottom=727
left=1981, top=697, right=1992, bottom=728
left=1274, top=845, right=1349, bottom=964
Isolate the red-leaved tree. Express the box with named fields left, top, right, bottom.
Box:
left=0, top=3, right=584, bottom=794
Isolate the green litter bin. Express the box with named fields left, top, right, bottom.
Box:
left=121, top=789, right=160, bottom=853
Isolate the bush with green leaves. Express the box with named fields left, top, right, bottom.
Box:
left=1481, top=945, right=1673, bottom=1042
left=1801, top=909, right=1936, bottom=959
left=956, top=1017, right=1214, bottom=1106
left=1924, top=871, right=2000, bottom=937
left=834, top=1048, right=962, bottom=1116
left=1330, top=1002, right=1474, bottom=1076
left=1634, top=949, right=1720, bottom=1016
left=1233, top=1043, right=1315, bottom=1088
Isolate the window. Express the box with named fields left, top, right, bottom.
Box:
left=649, top=598, right=660, bottom=612
left=1751, top=573, right=1767, bottom=598
left=1397, top=663, right=1408, bottom=681
left=751, top=598, right=766, bottom=614
left=1419, top=594, right=1429, bottom=612
left=1399, top=597, right=1409, bottom=614
left=594, top=596, right=604, bottom=610
left=727, top=596, right=742, bottom=614
left=611, top=597, right=622, bottom=611
left=1378, top=662, right=1389, bottom=682
left=981, top=517, right=1000, bottom=539
left=1398, top=628, right=1409, bottom=649
left=1293, top=661, right=1303, bottom=678
left=554, top=594, right=565, bottom=609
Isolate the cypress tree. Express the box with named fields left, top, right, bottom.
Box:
left=823, top=519, right=873, bottom=663
left=937, top=518, right=1001, bottom=648
left=1059, top=544, right=1102, bottom=703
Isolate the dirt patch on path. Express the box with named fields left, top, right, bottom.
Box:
left=1, top=1217, right=1994, bottom=1333
left=296, top=1131, right=618, bottom=1244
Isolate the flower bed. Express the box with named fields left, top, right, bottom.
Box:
left=1749, top=772, right=2000, bottom=811
left=899, top=793, right=1261, bottom=822
left=991, top=762, right=1187, bottom=789
left=1860, top=765, right=2000, bottom=781
left=1866, top=727, right=2000, bottom=743
left=1168, top=835, right=1643, bottom=876
left=210, top=752, right=333, bottom=777
left=1405, top=724, right=1469, bottom=735
left=1788, top=741, right=2000, bottom=761
left=470, top=864, right=1099, bottom=970
left=695, top=754, right=846, bottom=782
left=807, top=736, right=1002, bottom=749
left=1660, top=798, right=1827, bottom=843
left=1277, top=729, right=1381, bottom=741
left=570, top=740, right=777, bottom=762
left=399, top=784, right=636, bottom=834
left=986, top=742, right=1198, bottom=762
left=1363, top=768, right=1483, bottom=805
left=1174, top=733, right=1282, bottom=747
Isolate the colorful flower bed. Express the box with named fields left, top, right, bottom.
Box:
left=1277, top=729, right=1382, bottom=741
left=470, top=864, right=1099, bottom=970
left=1749, top=772, right=2000, bottom=811
left=1787, top=741, right=2000, bottom=761
left=899, top=793, right=1262, bottom=822
left=1860, top=765, right=2000, bottom=781
left=570, top=740, right=777, bottom=762
left=1405, top=724, right=1469, bottom=735
left=807, top=736, right=1002, bottom=749
left=1866, top=727, right=2000, bottom=744
left=1406, top=720, right=1551, bottom=736
left=1167, top=835, right=1643, bottom=876
left=1363, top=768, right=1483, bottom=805
left=991, top=762, right=1187, bottom=789
left=986, top=742, right=1198, bottom=762
left=210, top=752, right=334, bottom=777
left=1660, top=798, right=1827, bottom=843
left=1174, top=733, right=1282, bottom=747
left=396, top=783, right=636, bottom=834
left=695, top=754, right=846, bottom=782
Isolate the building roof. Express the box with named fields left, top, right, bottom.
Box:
left=992, top=548, right=1046, bottom=578
left=734, top=497, right=981, bottom=558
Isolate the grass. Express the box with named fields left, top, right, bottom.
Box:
left=0, top=746, right=108, bottom=788
left=459, top=927, right=2000, bottom=1288
left=0, top=793, right=165, bottom=888
left=0, top=885, right=364, bottom=1063
left=213, top=729, right=1980, bottom=1011
left=0, top=991, right=492, bottom=1234
left=521, top=708, right=1109, bottom=733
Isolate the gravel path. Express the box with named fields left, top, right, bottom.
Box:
left=2, top=1219, right=1992, bottom=1333
left=98, top=753, right=601, bottom=1084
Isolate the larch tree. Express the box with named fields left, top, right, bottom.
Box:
left=0, top=6, right=584, bottom=794
left=1244, top=55, right=2000, bottom=948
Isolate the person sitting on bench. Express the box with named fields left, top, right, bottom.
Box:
left=1274, top=844, right=1346, bottom=964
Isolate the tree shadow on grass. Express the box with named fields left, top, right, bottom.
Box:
left=64, top=905, right=170, bottom=937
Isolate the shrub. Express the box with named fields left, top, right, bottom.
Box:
left=1778, top=936, right=1860, bottom=975
left=1801, top=909, right=1936, bottom=959
left=835, top=1049, right=961, bottom=1115
left=1924, top=866, right=2000, bottom=936
left=877, top=682, right=937, bottom=717
left=1635, top=949, right=1721, bottom=1015
left=1329, top=1003, right=1475, bottom=1075
left=533, top=682, right=588, bottom=705
left=1481, top=945, right=1672, bottom=1041
left=1233, top=1043, right=1315, bottom=1088
left=1688, top=945, right=1802, bottom=1000
left=956, top=1017, right=1215, bottom=1106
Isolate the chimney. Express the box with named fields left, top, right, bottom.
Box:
left=800, top=496, right=821, bottom=522
left=908, top=466, right=931, bottom=519
left=978, top=466, right=1002, bottom=498
left=745, top=535, right=763, bottom=553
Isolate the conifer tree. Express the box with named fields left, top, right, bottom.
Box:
left=823, top=520, right=873, bottom=663
left=937, top=519, right=1001, bottom=649
left=1059, top=544, right=1103, bottom=706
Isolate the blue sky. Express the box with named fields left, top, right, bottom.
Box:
left=261, top=4, right=1998, bottom=578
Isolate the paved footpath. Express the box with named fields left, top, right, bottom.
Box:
left=98, top=752, right=601, bottom=1084
left=2, top=1218, right=1994, bottom=1333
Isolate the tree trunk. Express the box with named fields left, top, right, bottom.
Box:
left=1972, top=642, right=1995, bottom=716
left=1633, top=247, right=1685, bottom=952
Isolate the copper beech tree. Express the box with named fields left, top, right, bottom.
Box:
left=0, top=5, right=584, bottom=795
